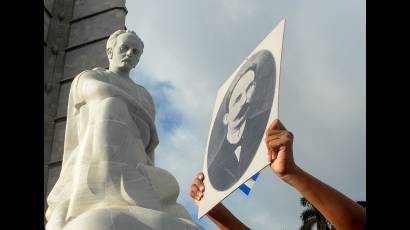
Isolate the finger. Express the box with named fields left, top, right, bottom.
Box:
left=265, top=136, right=277, bottom=159
left=267, top=134, right=292, bottom=159
left=197, top=191, right=204, bottom=200
left=198, top=173, right=205, bottom=191
left=276, top=119, right=287, bottom=131
left=271, top=147, right=278, bottom=161
left=267, top=150, right=271, bottom=162
left=265, top=130, right=283, bottom=151
left=278, top=145, right=288, bottom=154
left=288, top=131, right=294, bottom=139
left=265, top=129, right=284, bottom=136
left=266, top=119, right=279, bottom=134
left=279, top=131, right=293, bottom=143
left=191, top=191, right=203, bottom=201
left=199, top=183, right=205, bottom=192
left=265, top=132, right=286, bottom=141
left=190, top=190, right=196, bottom=199
left=191, top=184, right=199, bottom=195
left=267, top=143, right=278, bottom=159
left=196, top=172, right=204, bottom=181
left=265, top=133, right=272, bottom=151
left=267, top=146, right=277, bottom=161
left=195, top=189, right=204, bottom=200
left=192, top=179, right=205, bottom=193
left=190, top=185, right=203, bottom=200
left=190, top=187, right=197, bottom=199
left=268, top=140, right=283, bottom=152
left=267, top=131, right=292, bottom=144
left=265, top=130, right=293, bottom=142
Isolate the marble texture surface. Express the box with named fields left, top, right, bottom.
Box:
left=45, top=30, right=202, bottom=230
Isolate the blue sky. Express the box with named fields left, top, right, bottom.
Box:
left=126, top=1, right=365, bottom=229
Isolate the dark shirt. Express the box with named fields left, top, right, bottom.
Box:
left=207, top=111, right=269, bottom=191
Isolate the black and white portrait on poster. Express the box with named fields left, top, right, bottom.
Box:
left=199, top=19, right=285, bottom=218
left=207, top=50, right=276, bottom=191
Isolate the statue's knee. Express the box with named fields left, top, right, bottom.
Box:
left=64, top=209, right=150, bottom=230
left=63, top=209, right=112, bottom=230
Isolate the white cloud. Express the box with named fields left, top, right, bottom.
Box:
left=126, top=0, right=365, bottom=229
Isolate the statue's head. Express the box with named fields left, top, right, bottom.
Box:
left=106, top=30, right=144, bottom=72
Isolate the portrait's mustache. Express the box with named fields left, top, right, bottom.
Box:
left=228, top=105, right=250, bottom=129
left=233, top=104, right=250, bottom=121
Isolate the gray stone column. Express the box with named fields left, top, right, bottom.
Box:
left=44, top=0, right=127, bottom=211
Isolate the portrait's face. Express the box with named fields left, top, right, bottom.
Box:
left=207, top=49, right=275, bottom=193
left=110, top=33, right=142, bottom=71
left=226, top=70, right=256, bottom=131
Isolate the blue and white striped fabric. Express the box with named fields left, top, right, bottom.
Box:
left=239, top=172, right=260, bottom=195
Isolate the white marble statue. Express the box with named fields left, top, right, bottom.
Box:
left=45, top=30, right=202, bottom=230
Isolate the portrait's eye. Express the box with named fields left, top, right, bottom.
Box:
left=235, top=94, right=242, bottom=104
left=120, top=45, right=128, bottom=52
left=246, top=82, right=255, bottom=92
left=246, top=82, right=255, bottom=101
left=132, top=49, right=139, bottom=55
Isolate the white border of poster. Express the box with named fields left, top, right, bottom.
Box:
left=199, top=19, right=286, bottom=218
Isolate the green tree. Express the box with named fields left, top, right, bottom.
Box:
left=299, top=197, right=333, bottom=230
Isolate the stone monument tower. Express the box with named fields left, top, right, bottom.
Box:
left=45, top=1, right=202, bottom=229
left=44, top=0, right=128, bottom=208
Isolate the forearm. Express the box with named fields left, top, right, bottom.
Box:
left=283, top=166, right=366, bottom=230
left=206, top=203, right=250, bottom=230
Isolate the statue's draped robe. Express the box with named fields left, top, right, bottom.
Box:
left=46, top=68, right=201, bottom=230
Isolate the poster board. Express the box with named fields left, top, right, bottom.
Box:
left=198, top=19, right=285, bottom=218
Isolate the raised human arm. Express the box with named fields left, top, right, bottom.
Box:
left=265, top=119, right=366, bottom=230
left=190, top=173, right=250, bottom=230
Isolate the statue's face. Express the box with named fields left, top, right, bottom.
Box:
left=110, top=33, right=142, bottom=71
left=226, top=70, right=256, bottom=131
